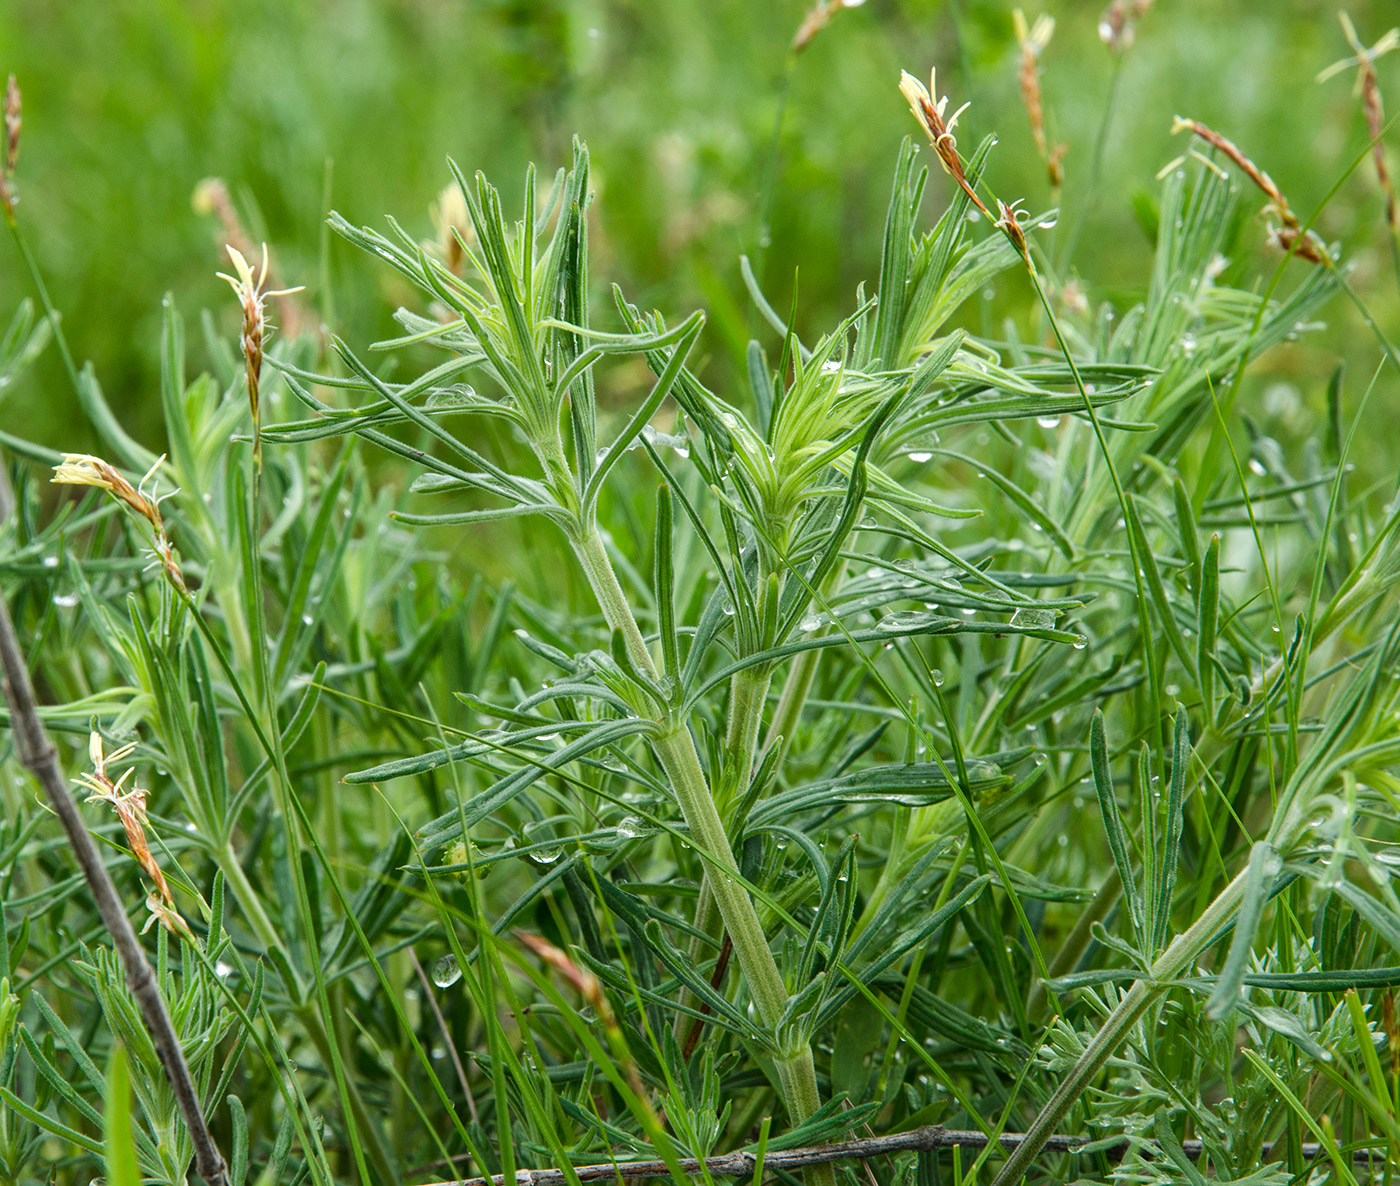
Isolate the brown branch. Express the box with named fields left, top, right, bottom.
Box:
left=0, top=465, right=230, bottom=1186
left=413, top=1123, right=1379, bottom=1186
left=681, top=931, right=732, bottom=1060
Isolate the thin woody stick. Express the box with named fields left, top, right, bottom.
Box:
left=412, top=1122, right=1376, bottom=1186
left=0, top=465, right=230, bottom=1186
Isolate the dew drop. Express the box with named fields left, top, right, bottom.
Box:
left=53, top=593, right=79, bottom=608
left=432, top=954, right=462, bottom=988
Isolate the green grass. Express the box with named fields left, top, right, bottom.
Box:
left=4, top=3, right=1400, bottom=1185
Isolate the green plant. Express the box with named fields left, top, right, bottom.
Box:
left=4, top=13, right=1400, bottom=1186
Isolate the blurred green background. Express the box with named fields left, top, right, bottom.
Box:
left=2, top=0, right=1397, bottom=451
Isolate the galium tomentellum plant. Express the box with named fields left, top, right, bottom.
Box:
left=269, top=136, right=1150, bottom=1166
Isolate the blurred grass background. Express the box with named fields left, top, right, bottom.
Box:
left=2, top=0, right=1397, bottom=451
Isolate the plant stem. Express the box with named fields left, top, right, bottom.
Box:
left=570, top=528, right=831, bottom=1182
left=649, top=731, right=790, bottom=1024
left=989, top=865, right=1250, bottom=1186
left=763, top=647, right=820, bottom=760
left=573, top=528, right=655, bottom=675
left=218, top=842, right=285, bottom=958
left=722, top=667, right=772, bottom=807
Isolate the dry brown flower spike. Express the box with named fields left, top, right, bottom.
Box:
left=1, top=74, right=20, bottom=221
left=217, top=244, right=304, bottom=471
left=51, top=453, right=189, bottom=592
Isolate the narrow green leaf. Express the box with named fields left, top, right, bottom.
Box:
left=1126, top=494, right=1196, bottom=678
left=1206, top=841, right=1281, bottom=1020
left=104, top=1045, right=141, bottom=1186
left=1197, top=534, right=1220, bottom=720
left=654, top=483, right=680, bottom=680
left=1089, top=710, right=1144, bottom=949
left=1152, top=705, right=1189, bottom=953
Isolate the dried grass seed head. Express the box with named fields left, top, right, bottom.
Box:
left=76, top=731, right=179, bottom=918
left=3, top=75, right=19, bottom=176
left=52, top=453, right=188, bottom=591
left=1170, top=116, right=1328, bottom=264
left=429, top=182, right=476, bottom=275
left=217, top=243, right=304, bottom=462
left=898, top=68, right=989, bottom=218
left=1098, top=0, right=1154, bottom=53
left=1318, top=13, right=1399, bottom=232
left=791, top=0, right=866, bottom=55
left=1013, top=10, right=1066, bottom=186
left=1, top=74, right=19, bottom=218
left=53, top=453, right=165, bottom=530
left=996, top=199, right=1032, bottom=265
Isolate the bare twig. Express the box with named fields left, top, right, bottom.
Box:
left=0, top=463, right=230, bottom=1186
left=414, top=1122, right=1378, bottom=1186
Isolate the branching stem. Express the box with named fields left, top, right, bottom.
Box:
left=570, top=525, right=832, bottom=1185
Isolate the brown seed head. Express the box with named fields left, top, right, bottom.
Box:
left=53, top=453, right=164, bottom=527
left=517, top=931, right=611, bottom=1021
left=899, top=69, right=990, bottom=219
left=1098, top=0, right=1154, bottom=53
left=791, top=0, right=865, bottom=54
left=0, top=74, right=19, bottom=219
left=996, top=199, right=1032, bottom=266
left=1014, top=10, right=1053, bottom=160
left=1172, top=116, right=1327, bottom=264
left=3, top=75, right=19, bottom=176
left=143, top=892, right=196, bottom=943
left=77, top=732, right=189, bottom=939
left=429, top=182, right=475, bottom=276
left=1319, top=15, right=1400, bottom=233
left=1013, top=12, right=1067, bottom=190
left=52, top=454, right=188, bottom=591
left=217, top=244, right=304, bottom=469
left=197, top=184, right=308, bottom=337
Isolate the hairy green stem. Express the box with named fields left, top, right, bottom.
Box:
left=763, top=647, right=820, bottom=760
left=674, top=664, right=772, bottom=1036
left=723, top=667, right=772, bottom=806
left=571, top=528, right=831, bottom=1181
